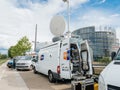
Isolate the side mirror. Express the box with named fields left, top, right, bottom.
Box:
left=111, top=52, right=116, bottom=60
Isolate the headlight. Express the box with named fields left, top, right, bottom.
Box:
left=99, top=74, right=106, bottom=90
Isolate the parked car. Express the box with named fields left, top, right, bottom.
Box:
left=7, top=59, right=13, bottom=68
left=16, top=55, right=33, bottom=71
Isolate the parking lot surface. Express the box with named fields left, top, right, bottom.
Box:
left=0, top=62, right=71, bottom=90
left=19, top=70, right=71, bottom=90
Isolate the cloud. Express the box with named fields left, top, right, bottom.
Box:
left=110, top=14, right=120, bottom=17
left=69, top=9, right=120, bottom=44
left=0, top=0, right=120, bottom=52
left=70, top=0, right=88, bottom=7
left=99, top=0, right=106, bottom=4
left=70, top=9, right=120, bottom=30
left=0, top=0, right=88, bottom=49
left=116, top=27, right=120, bottom=39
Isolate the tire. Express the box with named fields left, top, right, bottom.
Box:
left=48, top=71, right=55, bottom=83
left=33, top=67, right=38, bottom=74
left=29, top=65, right=33, bottom=71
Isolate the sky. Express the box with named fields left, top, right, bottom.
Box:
left=0, top=0, right=120, bottom=54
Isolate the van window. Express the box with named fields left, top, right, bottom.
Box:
left=114, top=50, right=120, bottom=60
left=20, top=56, right=32, bottom=60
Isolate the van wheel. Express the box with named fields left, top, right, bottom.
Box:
left=48, top=71, right=55, bottom=83
left=33, top=67, right=37, bottom=74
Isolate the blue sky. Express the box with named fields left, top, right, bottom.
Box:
left=0, top=0, right=120, bottom=54
left=13, top=0, right=120, bottom=28
left=15, top=0, right=120, bottom=22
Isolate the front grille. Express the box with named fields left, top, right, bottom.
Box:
left=16, top=66, right=28, bottom=68
left=108, top=85, right=120, bottom=90
left=17, top=63, right=26, bottom=65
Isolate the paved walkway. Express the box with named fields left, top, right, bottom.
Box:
left=0, top=62, right=29, bottom=90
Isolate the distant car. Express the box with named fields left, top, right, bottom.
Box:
left=7, top=59, right=13, bottom=68
left=16, top=56, right=33, bottom=71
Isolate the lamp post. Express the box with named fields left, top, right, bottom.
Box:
left=34, top=24, right=37, bottom=52
left=63, top=0, right=70, bottom=34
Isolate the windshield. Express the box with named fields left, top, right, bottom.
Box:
left=20, top=56, right=32, bottom=60
left=114, top=49, right=120, bottom=60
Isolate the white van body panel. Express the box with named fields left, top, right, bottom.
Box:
left=34, top=37, right=93, bottom=80
left=99, top=60, right=120, bottom=90
left=36, top=42, right=60, bottom=76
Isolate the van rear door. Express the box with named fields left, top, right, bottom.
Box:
left=60, top=38, right=71, bottom=79
left=80, top=40, right=93, bottom=76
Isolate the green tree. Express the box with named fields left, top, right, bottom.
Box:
left=8, top=36, right=32, bottom=58
left=1, top=54, right=7, bottom=59
left=8, top=46, right=14, bottom=58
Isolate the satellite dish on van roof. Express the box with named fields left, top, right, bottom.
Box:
left=50, top=15, right=66, bottom=36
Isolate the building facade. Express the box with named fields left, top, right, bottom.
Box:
left=72, top=26, right=119, bottom=60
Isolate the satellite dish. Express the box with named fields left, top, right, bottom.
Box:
left=50, top=15, right=66, bottom=36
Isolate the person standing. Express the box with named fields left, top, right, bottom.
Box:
left=13, top=58, right=16, bottom=69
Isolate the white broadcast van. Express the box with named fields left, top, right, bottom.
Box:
left=99, top=48, right=120, bottom=90
left=33, top=37, right=93, bottom=82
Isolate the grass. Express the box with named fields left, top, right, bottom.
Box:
left=0, top=59, right=8, bottom=66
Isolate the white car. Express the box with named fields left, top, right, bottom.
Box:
left=16, top=56, right=33, bottom=70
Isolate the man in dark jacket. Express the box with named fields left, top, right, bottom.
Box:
left=13, top=58, right=16, bottom=69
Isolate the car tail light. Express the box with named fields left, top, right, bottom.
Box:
left=57, top=66, right=60, bottom=74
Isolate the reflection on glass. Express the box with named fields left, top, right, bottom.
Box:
left=81, top=51, right=89, bottom=70
left=82, top=51, right=87, bottom=61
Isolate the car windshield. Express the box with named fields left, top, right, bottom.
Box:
left=20, top=56, right=32, bottom=60
left=114, top=50, right=120, bottom=60
left=9, top=59, right=13, bottom=62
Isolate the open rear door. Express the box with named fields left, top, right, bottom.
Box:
left=80, top=40, right=93, bottom=76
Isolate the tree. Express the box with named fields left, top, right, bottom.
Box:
left=8, top=36, right=32, bottom=58
left=1, top=54, right=7, bottom=59
left=8, top=46, right=14, bottom=58
left=17, top=36, right=31, bottom=55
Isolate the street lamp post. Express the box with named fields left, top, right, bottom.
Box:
left=63, top=0, right=70, bottom=34
left=34, top=24, right=37, bottom=52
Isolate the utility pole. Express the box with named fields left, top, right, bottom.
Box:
left=63, top=0, right=70, bottom=33
left=34, top=24, right=37, bottom=52
left=63, top=0, right=71, bottom=36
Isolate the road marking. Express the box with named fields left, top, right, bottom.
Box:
left=0, top=69, right=5, bottom=80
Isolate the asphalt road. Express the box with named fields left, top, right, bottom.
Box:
left=0, top=62, right=71, bottom=90
left=19, top=70, right=71, bottom=90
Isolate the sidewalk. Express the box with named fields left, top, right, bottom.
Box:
left=0, top=62, right=29, bottom=90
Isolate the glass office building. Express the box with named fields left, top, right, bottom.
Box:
left=72, top=26, right=119, bottom=60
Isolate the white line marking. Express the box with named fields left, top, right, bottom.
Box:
left=0, top=70, right=5, bottom=80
